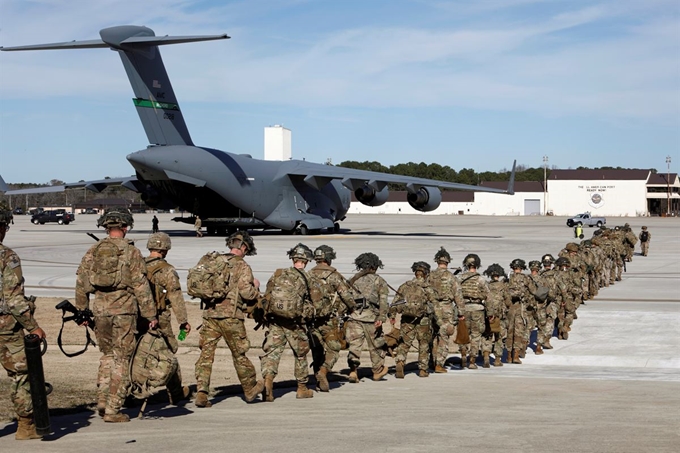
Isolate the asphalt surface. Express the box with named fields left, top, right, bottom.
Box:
left=1, top=213, right=678, bottom=452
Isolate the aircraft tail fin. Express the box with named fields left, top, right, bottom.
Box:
left=1, top=25, right=230, bottom=146
left=506, top=160, right=516, bottom=195
left=0, top=175, right=8, bottom=193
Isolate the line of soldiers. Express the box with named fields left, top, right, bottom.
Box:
left=0, top=205, right=648, bottom=439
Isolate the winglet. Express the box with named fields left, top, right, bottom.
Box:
left=506, top=160, right=516, bottom=195
left=0, top=175, right=8, bottom=193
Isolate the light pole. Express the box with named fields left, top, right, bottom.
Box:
left=543, top=155, right=548, bottom=215
left=667, top=156, right=672, bottom=215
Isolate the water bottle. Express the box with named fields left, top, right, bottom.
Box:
left=178, top=329, right=187, bottom=341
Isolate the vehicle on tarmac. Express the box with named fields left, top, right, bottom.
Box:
left=31, top=209, right=75, bottom=225
left=566, top=212, right=606, bottom=228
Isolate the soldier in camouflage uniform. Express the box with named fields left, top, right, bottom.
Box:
left=194, top=231, right=263, bottom=407
left=610, top=227, right=626, bottom=282
left=75, top=208, right=158, bottom=422
left=622, top=223, right=637, bottom=262
left=308, top=245, right=356, bottom=391
left=506, top=259, right=537, bottom=364
left=458, top=254, right=491, bottom=369
left=427, top=247, right=465, bottom=373
left=390, top=262, right=435, bottom=378
left=345, top=252, right=389, bottom=383
left=528, top=260, right=548, bottom=355
left=143, top=232, right=191, bottom=405
left=260, top=244, right=315, bottom=400
left=555, top=257, right=582, bottom=340
left=639, top=226, right=651, bottom=256
left=539, top=254, right=560, bottom=350
left=482, top=264, right=509, bottom=366
left=0, top=203, right=47, bottom=439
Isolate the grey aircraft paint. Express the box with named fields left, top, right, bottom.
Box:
left=0, top=25, right=515, bottom=235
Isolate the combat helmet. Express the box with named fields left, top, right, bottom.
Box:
left=483, top=263, right=506, bottom=278
left=354, top=252, right=384, bottom=271
left=528, top=260, right=541, bottom=271
left=434, top=247, right=451, bottom=264
left=555, top=257, right=571, bottom=268
left=462, top=253, right=481, bottom=269
left=411, top=261, right=431, bottom=275
left=226, top=230, right=257, bottom=256
left=0, top=202, right=12, bottom=226
left=565, top=243, right=579, bottom=252
left=147, top=232, right=172, bottom=251
left=509, top=258, right=526, bottom=270
left=313, top=245, right=336, bottom=264
left=96, top=207, right=134, bottom=229
left=287, top=243, right=313, bottom=262
left=581, top=239, right=593, bottom=248
left=541, top=254, right=555, bottom=265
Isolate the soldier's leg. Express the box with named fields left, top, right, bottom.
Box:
left=284, top=324, right=311, bottom=384
left=435, top=304, right=454, bottom=368
left=260, top=323, right=287, bottom=379
left=93, top=316, right=114, bottom=414
left=345, top=320, right=366, bottom=371
left=220, top=318, right=259, bottom=390
left=105, top=314, right=136, bottom=416
left=194, top=318, right=223, bottom=394
left=415, top=322, right=432, bottom=372
left=1, top=333, right=33, bottom=418
left=319, top=321, right=342, bottom=371
left=467, top=311, right=484, bottom=365
left=363, top=322, right=387, bottom=374
left=395, top=322, right=416, bottom=366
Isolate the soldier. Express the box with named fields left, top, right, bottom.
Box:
left=390, top=262, right=435, bottom=378
left=528, top=260, right=548, bottom=355
left=555, top=257, right=582, bottom=340
left=345, top=252, right=389, bottom=383
left=506, top=258, right=537, bottom=364
left=427, top=247, right=465, bottom=373
left=143, top=232, right=191, bottom=405
left=75, top=208, right=157, bottom=422
left=458, top=254, right=491, bottom=369
left=482, top=264, right=510, bottom=366
left=0, top=203, right=47, bottom=439
left=152, top=215, right=159, bottom=233
left=639, top=226, right=651, bottom=256
left=539, top=254, right=560, bottom=350
left=194, top=231, right=263, bottom=407
left=308, top=245, right=356, bottom=392
left=260, top=244, right=315, bottom=400
left=622, top=223, right=637, bottom=262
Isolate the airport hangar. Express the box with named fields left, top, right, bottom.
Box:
left=347, top=169, right=679, bottom=217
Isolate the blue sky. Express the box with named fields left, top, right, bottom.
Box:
left=0, top=0, right=678, bottom=184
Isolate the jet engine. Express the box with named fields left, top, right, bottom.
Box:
left=407, top=186, right=442, bottom=212
left=355, top=184, right=389, bottom=207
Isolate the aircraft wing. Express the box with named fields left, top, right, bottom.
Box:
left=2, top=176, right=141, bottom=195
left=281, top=160, right=516, bottom=195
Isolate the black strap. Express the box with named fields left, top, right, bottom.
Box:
left=57, top=315, right=97, bottom=358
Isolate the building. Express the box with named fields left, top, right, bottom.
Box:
left=264, top=125, right=292, bottom=161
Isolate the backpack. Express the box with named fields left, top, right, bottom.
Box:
left=396, top=281, right=429, bottom=318
left=640, top=231, right=649, bottom=242
left=187, top=252, right=234, bottom=300
left=129, top=332, right=178, bottom=399
left=146, top=259, right=172, bottom=310
left=88, top=239, right=126, bottom=290
left=264, top=268, right=307, bottom=319
left=308, top=271, right=336, bottom=318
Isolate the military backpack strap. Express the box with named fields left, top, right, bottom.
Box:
left=146, top=259, right=172, bottom=311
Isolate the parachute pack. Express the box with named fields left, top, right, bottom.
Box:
left=187, top=252, right=235, bottom=300
left=88, top=239, right=126, bottom=290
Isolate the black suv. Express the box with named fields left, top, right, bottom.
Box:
left=31, top=209, right=75, bottom=225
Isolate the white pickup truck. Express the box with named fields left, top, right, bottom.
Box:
left=566, top=213, right=606, bottom=228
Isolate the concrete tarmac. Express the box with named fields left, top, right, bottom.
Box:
left=1, top=213, right=679, bottom=452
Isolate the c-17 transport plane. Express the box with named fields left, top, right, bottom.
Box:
left=1, top=25, right=515, bottom=235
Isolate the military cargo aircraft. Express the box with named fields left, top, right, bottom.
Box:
left=1, top=25, right=515, bottom=235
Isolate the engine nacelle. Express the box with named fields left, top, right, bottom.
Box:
left=355, top=184, right=389, bottom=207
left=407, top=186, right=442, bottom=212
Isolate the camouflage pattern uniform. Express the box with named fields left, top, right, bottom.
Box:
left=75, top=210, right=156, bottom=419
left=390, top=262, right=435, bottom=376
left=506, top=260, right=537, bottom=363
left=458, top=255, right=491, bottom=368
left=555, top=257, right=582, bottom=340
left=528, top=261, right=548, bottom=354
left=195, top=254, right=261, bottom=397
left=346, top=253, right=389, bottom=379
left=483, top=264, right=509, bottom=366
left=639, top=227, right=651, bottom=256
left=623, top=224, right=637, bottom=262
left=539, top=256, right=560, bottom=350
left=427, top=249, right=465, bottom=371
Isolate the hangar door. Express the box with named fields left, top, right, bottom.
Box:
left=524, top=199, right=540, bottom=215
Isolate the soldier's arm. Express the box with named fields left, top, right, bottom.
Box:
left=129, top=247, right=157, bottom=320
left=236, top=261, right=260, bottom=301
left=377, top=277, right=389, bottom=323
left=451, top=279, right=465, bottom=312
left=333, top=273, right=356, bottom=312
left=165, top=267, right=188, bottom=325
left=3, top=250, right=40, bottom=332
left=478, top=276, right=491, bottom=303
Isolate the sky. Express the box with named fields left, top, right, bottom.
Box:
left=0, top=0, right=678, bottom=184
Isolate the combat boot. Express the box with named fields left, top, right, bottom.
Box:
left=562, top=331, right=569, bottom=340
left=434, top=365, right=448, bottom=373
left=519, top=348, right=526, bottom=358
left=372, top=365, right=389, bottom=381
left=264, top=375, right=275, bottom=402
left=194, top=391, right=212, bottom=408
left=348, top=367, right=359, bottom=383
left=103, top=412, right=130, bottom=423
left=15, top=416, right=41, bottom=440
left=296, top=383, right=314, bottom=399
left=317, top=367, right=330, bottom=391
left=493, top=355, right=503, bottom=367
left=418, top=370, right=429, bottom=378
left=243, top=379, right=265, bottom=403
left=535, top=344, right=544, bottom=355
left=511, top=350, right=522, bottom=364
left=483, top=352, right=491, bottom=368
left=169, top=386, right=191, bottom=405
left=543, top=339, right=553, bottom=349
left=97, top=394, right=107, bottom=417
left=460, top=354, right=467, bottom=369
left=395, top=361, right=405, bottom=379
left=468, top=355, right=478, bottom=369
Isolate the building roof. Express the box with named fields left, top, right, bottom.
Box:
left=647, top=173, right=679, bottom=185
left=548, top=169, right=650, bottom=181
left=479, top=181, right=545, bottom=192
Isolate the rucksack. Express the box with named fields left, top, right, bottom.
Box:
left=187, top=252, right=234, bottom=300
left=264, top=268, right=307, bottom=319
left=640, top=231, right=649, bottom=242
left=129, top=332, right=177, bottom=399
left=396, top=281, right=429, bottom=318
left=308, top=270, right=336, bottom=318
left=88, top=239, right=126, bottom=290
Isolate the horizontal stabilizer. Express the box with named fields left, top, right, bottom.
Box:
left=0, top=39, right=108, bottom=51
left=1, top=34, right=229, bottom=52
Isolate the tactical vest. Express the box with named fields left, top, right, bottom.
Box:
left=428, top=269, right=456, bottom=302
left=460, top=272, right=483, bottom=301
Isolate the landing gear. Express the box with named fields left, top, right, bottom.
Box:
left=333, top=222, right=340, bottom=233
